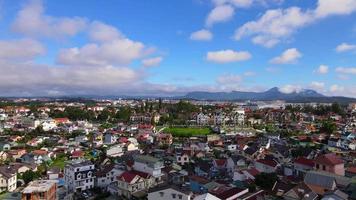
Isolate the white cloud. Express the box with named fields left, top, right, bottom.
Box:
left=89, top=21, right=123, bottom=42
left=315, top=0, right=356, bottom=18
left=335, top=42, right=356, bottom=52
left=12, top=0, right=87, bottom=38
left=57, top=38, right=147, bottom=66
left=0, top=39, right=45, bottom=60
left=212, top=0, right=253, bottom=8
left=279, top=84, right=302, bottom=93
left=206, top=49, right=252, bottom=63
left=190, top=29, right=213, bottom=41
left=329, top=84, right=345, bottom=93
left=310, top=81, right=325, bottom=90
left=315, top=64, right=329, bottom=74
left=206, top=4, right=235, bottom=27
left=335, top=67, right=356, bottom=75
left=270, top=48, right=301, bottom=64
left=234, top=7, right=314, bottom=47
left=142, top=57, right=163, bottom=67
left=234, top=0, right=356, bottom=47
left=0, top=61, right=143, bottom=96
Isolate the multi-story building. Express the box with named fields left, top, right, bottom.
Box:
left=0, top=166, right=17, bottom=192
left=133, top=155, right=164, bottom=183
left=64, top=159, right=95, bottom=192
left=22, top=180, right=57, bottom=200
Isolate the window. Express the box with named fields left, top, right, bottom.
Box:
left=316, top=164, right=319, bottom=169
left=159, top=192, right=164, bottom=197
left=172, top=193, right=176, bottom=198
left=77, top=174, right=81, bottom=179
left=178, top=194, right=183, bottom=199
left=322, top=165, right=326, bottom=170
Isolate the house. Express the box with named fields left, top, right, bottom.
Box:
left=321, top=189, right=348, bottom=200
left=157, top=134, right=173, bottom=145
left=194, top=193, right=221, bottom=200
left=0, top=166, right=17, bottom=192
left=96, top=164, right=123, bottom=189
left=314, top=153, right=345, bottom=176
left=293, top=157, right=315, bottom=177
left=189, top=175, right=210, bottom=193
left=64, top=159, right=95, bottom=192
left=106, top=144, right=124, bottom=158
left=22, top=180, right=57, bottom=200
left=197, top=113, right=210, bottom=126
left=0, top=151, right=8, bottom=161
left=133, top=155, right=164, bottom=183
left=214, top=187, right=249, bottom=200
left=104, top=133, right=118, bottom=144
left=328, top=138, right=342, bottom=148
left=176, top=152, right=190, bottom=166
left=304, top=171, right=350, bottom=195
left=233, top=168, right=260, bottom=182
left=255, top=159, right=279, bottom=173
left=115, top=171, right=146, bottom=199
left=148, top=185, right=193, bottom=200
left=0, top=142, right=11, bottom=151
left=282, top=182, right=318, bottom=200
left=21, top=150, right=52, bottom=165
left=345, top=166, right=356, bottom=178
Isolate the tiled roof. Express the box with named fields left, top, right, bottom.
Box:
left=216, top=187, right=246, bottom=199
left=256, top=159, right=278, bottom=167
left=294, top=157, right=314, bottom=167
left=314, top=153, right=344, bottom=165
left=118, top=171, right=138, bottom=183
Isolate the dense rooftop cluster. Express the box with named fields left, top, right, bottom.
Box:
left=0, top=98, right=355, bottom=200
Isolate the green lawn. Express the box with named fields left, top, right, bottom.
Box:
left=165, top=127, right=212, bottom=137
left=50, top=156, right=67, bottom=169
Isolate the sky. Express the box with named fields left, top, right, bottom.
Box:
left=0, top=0, right=355, bottom=97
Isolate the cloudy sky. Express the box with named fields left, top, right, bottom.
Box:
left=0, top=0, right=355, bottom=97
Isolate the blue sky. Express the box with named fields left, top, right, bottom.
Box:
left=0, top=0, right=355, bottom=97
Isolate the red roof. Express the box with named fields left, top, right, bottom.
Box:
left=346, top=166, right=356, bottom=174
left=256, top=159, right=278, bottom=168
left=32, top=150, right=47, bottom=155
left=71, top=150, right=84, bottom=158
left=315, top=153, right=344, bottom=166
left=246, top=168, right=260, bottom=177
left=294, top=157, right=314, bottom=167
left=118, top=171, right=138, bottom=183
left=216, top=187, right=246, bottom=199
left=214, top=159, right=227, bottom=167
left=131, top=170, right=151, bottom=179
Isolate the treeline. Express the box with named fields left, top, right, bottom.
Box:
left=285, top=102, right=346, bottom=116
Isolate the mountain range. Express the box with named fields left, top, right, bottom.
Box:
left=181, top=87, right=355, bottom=103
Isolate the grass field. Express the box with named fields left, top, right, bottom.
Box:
left=50, top=156, right=67, bottom=169
left=165, top=127, right=212, bottom=137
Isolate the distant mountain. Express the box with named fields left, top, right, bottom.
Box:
left=182, top=87, right=355, bottom=103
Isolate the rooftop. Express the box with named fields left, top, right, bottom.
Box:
left=22, top=180, right=57, bottom=194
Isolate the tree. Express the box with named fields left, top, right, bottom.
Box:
left=22, top=170, right=40, bottom=184
left=320, top=120, right=337, bottom=134
left=255, top=173, right=277, bottom=190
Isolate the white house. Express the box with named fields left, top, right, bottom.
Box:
left=148, top=186, right=193, bottom=200
left=133, top=155, right=164, bottom=183
left=0, top=166, right=17, bottom=192
left=106, top=144, right=124, bottom=157
left=96, top=164, right=123, bottom=189
left=255, top=159, right=278, bottom=173
left=64, top=159, right=95, bottom=192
